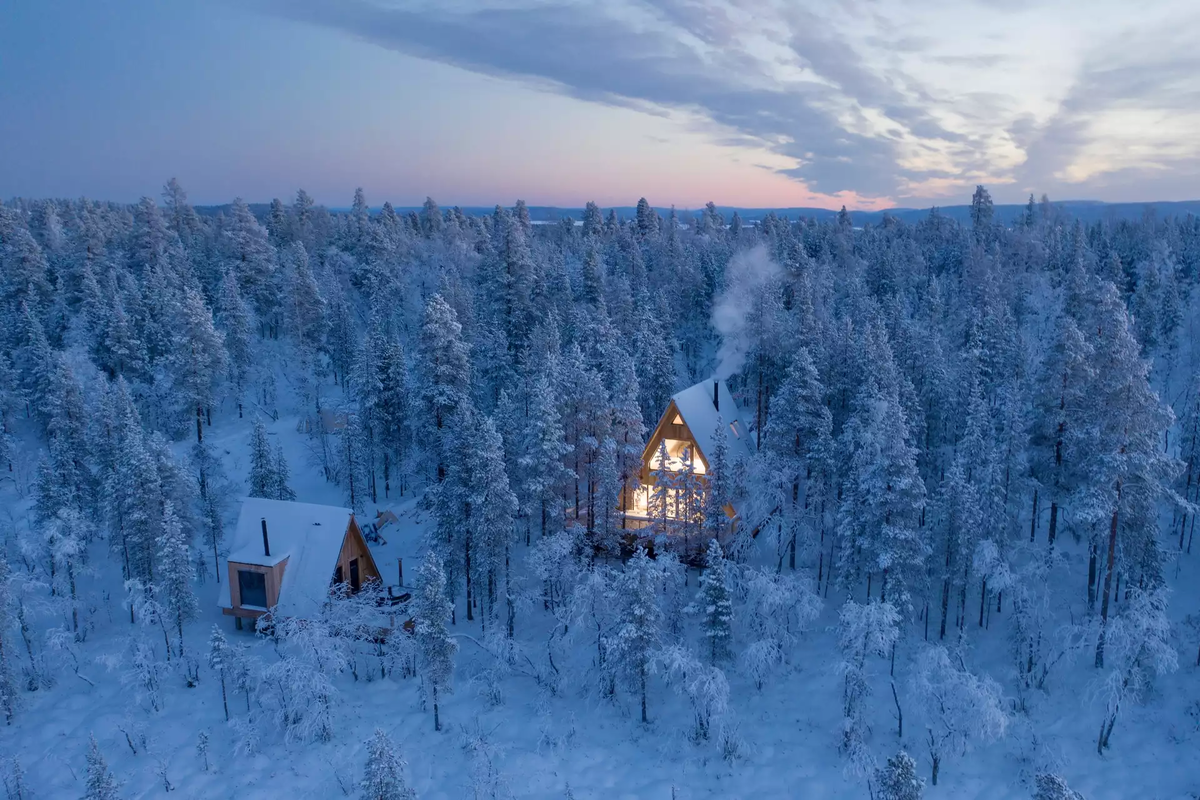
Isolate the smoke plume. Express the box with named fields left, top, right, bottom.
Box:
left=711, top=245, right=781, bottom=381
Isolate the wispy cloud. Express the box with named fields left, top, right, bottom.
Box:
left=257, top=0, right=1200, bottom=203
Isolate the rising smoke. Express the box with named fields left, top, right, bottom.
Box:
left=711, top=245, right=782, bottom=381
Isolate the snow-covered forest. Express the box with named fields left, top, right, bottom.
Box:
left=1, top=183, right=1199, bottom=799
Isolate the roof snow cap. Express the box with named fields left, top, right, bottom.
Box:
left=218, top=498, right=354, bottom=617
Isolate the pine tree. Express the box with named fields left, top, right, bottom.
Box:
left=208, top=625, right=231, bottom=721
left=762, top=347, right=835, bottom=569
left=1033, top=774, right=1085, bottom=800
left=608, top=547, right=665, bottom=722
left=282, top=241, right=326, bottom=359
left=471, top=415, right=518, bottom=631
left=517, top=372, right=572, bottom=540
left=415, top=295, right=470, bottom=482
left=874, top=750, right=924, bottom=800
left=171, top=286, right=227, bottom=439
left=693, top=540, right=733, bottom=664
left=414, top=552, right=456, bottom=731
left=155, top=501, right=197, bottom=658
left=215, top=269, right=254, bottom=397
left=361, top=728, right=417, bottom=800
left=1086, top=284, right=1180, bottom=666
left=248, top=418, right=275, bottom=499
left=273, top=444, right=296, bottom=501
left=341, top=411, right=371, bottom=513
left=837, top=388, right=927, bottom=613
left=224, top=198, right=277, bottom=325
left=83, top=734, right=121, bottom=800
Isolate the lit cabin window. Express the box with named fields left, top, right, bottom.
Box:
left=672, top=413, right=683, bottom=424
left=649, top=438, right=707, bottom=474
left=730, top=421, right=741, bottom=438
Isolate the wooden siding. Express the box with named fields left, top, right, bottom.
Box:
left=225, top=557, right=288, bottom=616
left=335, top=517, right=382, bottom=588
left=626, top=399, right=736, bottom=522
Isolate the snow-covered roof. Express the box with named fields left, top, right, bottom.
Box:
left=216, top=498, right=354, bottom=617
left=669, top=378, right=754, bottom=466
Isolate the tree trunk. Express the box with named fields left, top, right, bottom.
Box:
left=979, top=579, right=988, bottom=627
left=465, top=533, right=474, bottom=623
left=1047, top=500, right=1059, bottom=551
left=640, top=665, right=648, bottom=723
left=1095, top=488, right=1121, bottom=669
left=1029, top=488, right=1038, bottom=542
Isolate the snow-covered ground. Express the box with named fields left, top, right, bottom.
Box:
left=3, top=398, right=1200, bottom=799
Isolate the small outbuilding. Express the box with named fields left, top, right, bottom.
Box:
left=217, top=497, right=381, bottom=627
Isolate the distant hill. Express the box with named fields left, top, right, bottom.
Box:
left=194, top=199, right=1200, bottom=226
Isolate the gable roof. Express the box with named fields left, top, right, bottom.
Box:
left=664, top=378, right=754, bottom=465
left=216, top=498, right=356, bottom=617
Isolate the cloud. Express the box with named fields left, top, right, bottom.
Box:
left=256, top=0, right=1200, bottom=204
left=1012, top=17, right=1200, bottom=199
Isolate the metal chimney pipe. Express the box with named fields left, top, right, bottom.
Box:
left=713, top=380, right=720, bottom=412
left=261, top=517, right=270, bottom=557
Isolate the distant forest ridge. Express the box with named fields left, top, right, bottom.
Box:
left=194, top=198, right=1200, bottom=226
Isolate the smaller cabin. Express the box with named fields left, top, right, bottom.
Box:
left=217, top=498, right=381, bottom=627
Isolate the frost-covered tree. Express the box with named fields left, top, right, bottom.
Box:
left=1033, top=774, right=1085, bottom=800
left=515, top=372, right=572, bottom=542
left=655, top=643, right=730, bottom=744
left=272, top=444, right=296, bottom=501
left=909, top=645, right=1007, bottom=785
left=208, top=625, right=232, bottom=721
left=0, top=558, right=19, bottom=725
left=215, top=269, right=254, bottom=397
left=874, top=750, right=924, bottom=800
left=361, top=728, right=417, bottom=800
left=607, top=547, right=666, bottom=722
left=837, top=389, right=927, bottom=612
left=760, top=347, right=836, bottom=571
left=736, top=566, right=821, bottom=689
left=691, top=540, right=733, bottom=664
left=1085, top=285, right=1180, bottom=666
left=413, top=552, right=457, bottom=731
left=83, top=734, right=121, bottom=800
left=837, top=600, right=900, bottom=776
left=1093, top=587, right=1176, bottom=753
left=415, top=294, right=470, bottom=482
left=155, top=501, right=197, bottom=658
left=169, top=286, right=227, bottom=439
left=248, top=418, right=275, bottom=499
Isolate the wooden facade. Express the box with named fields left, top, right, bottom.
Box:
left=222, top=512, right=383, bottom=623
left=225, top=558, right=289, bottom=620
left=331, top=517, right=382, bottom=592
left=623, top=394, right=739, bottom=530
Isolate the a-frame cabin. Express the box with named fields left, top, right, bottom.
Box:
left=623, top=378, right=753, bottom=531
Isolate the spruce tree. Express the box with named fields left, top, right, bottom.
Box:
left=361, top=728, right=416, bottom=800
left=273, top=444, right=296, bottom=501
left=83, top=734, right=121, bottom=800
left=694, top=540, right=733, bottom=664
left=414, top=552, right=456, bottom=731
left=874, top=750, right=924, bottom=800
left=247, top=418, right=275, bottom=499
left=155, top=501, right=197, bottom=658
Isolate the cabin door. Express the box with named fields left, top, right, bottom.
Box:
left=349, top=558, right=360, bottom=592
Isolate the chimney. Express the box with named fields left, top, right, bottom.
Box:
left=713, top=380, right=720, bottom=412
left=261, top=517, right=270, bottom=557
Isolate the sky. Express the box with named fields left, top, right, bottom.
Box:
left=1, top=0, right=1198, bottom=210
